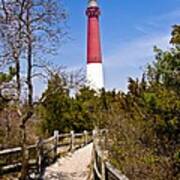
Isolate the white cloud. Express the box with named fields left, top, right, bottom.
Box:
left=105, top=33, right=170, bottom=68
left=155, top=9, right=180, bottom=22
left=136, top=9, right=180, bottom=35
left=104, top=33, right=171, bottom=91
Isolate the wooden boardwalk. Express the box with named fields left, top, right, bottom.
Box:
left=0, top=129, right=128, bottom=179
left=43, top=143, right=93, bottom=180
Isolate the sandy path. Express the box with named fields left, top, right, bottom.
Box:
left=43, top=143, right=93, bottom=180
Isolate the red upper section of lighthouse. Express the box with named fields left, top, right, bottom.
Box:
left=86, top=6, right=102, bottom=64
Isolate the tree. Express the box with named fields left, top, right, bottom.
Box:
left=170, top=25, right=180, bottom=45
left=37, top=75, right=96, bottom=136
left=37, top=73, right=71, bottom=135
left=0, top=0, right=67, bottom=178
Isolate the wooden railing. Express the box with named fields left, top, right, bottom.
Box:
left=0, top=129, right=129, bottom=180
left=92, top=129, right=129, bottom=180
left=0, top=130, right=93, bottom=178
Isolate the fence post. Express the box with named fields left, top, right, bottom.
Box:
left=53, top=130, right=59, bottom=161
left=24, top=147, right=29, bottom=161
left=37, top=138, right=43, bottom=175
left=92, top=129, right=97, bottom=144
left=70, top=130, right=75, bottom=152
left=101, top=151, right=106, bottom=180
left=84, top=130, right=88, bottom=145
left=21, top=146, right=29, bottom=180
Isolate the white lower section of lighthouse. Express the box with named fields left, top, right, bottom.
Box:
left=87, top=63, right=104, bottom=90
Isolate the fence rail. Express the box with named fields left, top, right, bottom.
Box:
left=0, top=130, right=93, bottom=177
left=92, top=129, right=129, bottom=180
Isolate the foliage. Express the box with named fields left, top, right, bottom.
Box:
left=37, top=75, right=97, bottom=136
left=0, top=67, right=16, bottom=84
left=105, top=26, right=180, bottom=179
left=0, top=67, right=16, bottom=110
left=170, top=25, right=180, bottom=44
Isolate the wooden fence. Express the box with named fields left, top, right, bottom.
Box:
left=0, top=130, right=93, bottom=178
left=0, top=129, right=129, bottom=180
left=92, top=129, right=129, bottom=180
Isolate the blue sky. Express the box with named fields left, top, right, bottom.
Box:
left=35, top=0, right=180, bottom=96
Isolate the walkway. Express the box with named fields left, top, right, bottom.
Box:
left=43, top=143, right=93, bottom=180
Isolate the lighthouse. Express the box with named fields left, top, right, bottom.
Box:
left=86, top=0, right=104, bottom=90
